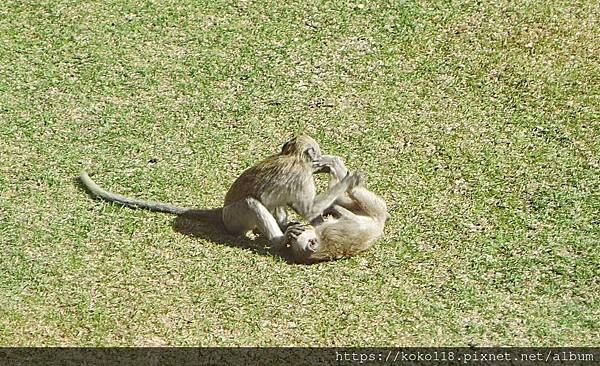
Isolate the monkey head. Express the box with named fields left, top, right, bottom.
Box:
left=284, top=224, right=320, bottom=263
left=280, top=135, right=322, bottom=163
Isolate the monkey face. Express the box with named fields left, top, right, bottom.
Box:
left=290, top=225, right=320, bottom=256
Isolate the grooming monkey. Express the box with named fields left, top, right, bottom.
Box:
left=280, top=155, right=389, bottom=264
left=80, top=135, right=360, bottom=248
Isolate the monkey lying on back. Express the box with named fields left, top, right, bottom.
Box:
left=280, top=155, right=390, bottom=264
left=80, top=135, right=360, bottom=248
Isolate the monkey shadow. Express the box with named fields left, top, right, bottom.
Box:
left=74, top=176, right=297, bottom=263
left=172, top=211, right=296, bottom=263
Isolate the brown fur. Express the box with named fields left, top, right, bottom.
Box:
left=81, top=135, right=358, bottom=250
left=224, top=136, right=318, bottom=206
left=284, top=157, right=389, bottom=264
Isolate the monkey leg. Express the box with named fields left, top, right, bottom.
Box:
left=316, top=155, right=359, bottom=209
left=222, top=197, right=285, bottom=247
left=347, top=187, right=389, bottom=223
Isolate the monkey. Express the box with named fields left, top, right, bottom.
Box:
left=277, top=155, right=390, bottom=264
left=80, top=135, right=360, bottom=248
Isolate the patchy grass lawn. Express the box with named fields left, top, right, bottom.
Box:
left=0, top=0, right=598, bottom=346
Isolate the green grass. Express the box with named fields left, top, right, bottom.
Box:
left=1, top=0, right=598, bottom=346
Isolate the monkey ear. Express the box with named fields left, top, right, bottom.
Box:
left=304, top=147, right=319, bottom=162
left=281, top=137, right=297, bottom=154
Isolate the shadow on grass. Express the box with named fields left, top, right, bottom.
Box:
left=172, top=213, right=297, bottom=263
left=173, top=213, right=266, bottom=255
left=76, top=175, right=296, bottom=263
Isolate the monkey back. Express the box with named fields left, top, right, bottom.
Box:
left=223, top=155, right=314, bottom=209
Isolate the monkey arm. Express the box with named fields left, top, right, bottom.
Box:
left=274, top=206, right=290, bottom=230
left=316, top=155, right=360, bottom=209
left=314, top=156, right=386, bottom=220
left=293, top=173, right=360, bottom=222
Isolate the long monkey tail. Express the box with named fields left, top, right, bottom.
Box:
left=79, top=172, right=222, bottom=221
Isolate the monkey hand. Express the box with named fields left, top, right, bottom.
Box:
left=312, top=155, right=347, bottom=178
left=341, top=171, right=363, bottom=191
left=311, top=160, right=331, bottom=174
left=284, top=222, right=307, bottom=239
left=284, top=221, right=301, bottom=230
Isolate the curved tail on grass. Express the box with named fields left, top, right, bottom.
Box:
left=79, top=171, right=222, bottom=221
